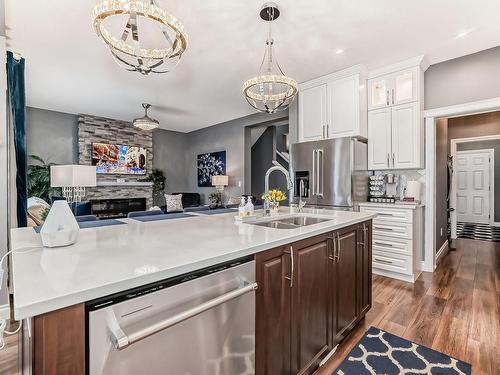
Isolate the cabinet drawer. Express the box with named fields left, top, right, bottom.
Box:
left=360, top=206, right=413, bottom=223
left=373, top=235, right=412, bottom=257
left=372, top=221, right=412, bottom=239
left=372, top=250, right=412, bottom=275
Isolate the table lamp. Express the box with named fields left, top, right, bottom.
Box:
left=40, top=165, right=96, bottom=248
left=211, top=175, right=229, bottom=207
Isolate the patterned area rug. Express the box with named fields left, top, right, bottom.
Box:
left=333, top=327, right=471, bottom=375
left=456, top=222, right=500, bottom=242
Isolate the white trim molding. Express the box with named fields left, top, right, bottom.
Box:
left=424, top=97, right=500, bottom=272
left=435, top=241, right=449, bottom=266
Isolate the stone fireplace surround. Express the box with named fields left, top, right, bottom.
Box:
left=78, top=114, right=154, bottom=208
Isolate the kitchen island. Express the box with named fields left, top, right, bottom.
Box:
left=10, top=207, right=375, bottom=375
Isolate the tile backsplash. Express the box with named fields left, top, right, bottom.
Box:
left=373, top=169, right=426, bottom=203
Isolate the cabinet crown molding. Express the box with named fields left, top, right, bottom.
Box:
left=368, top=55, right=429, bottom=79
left=299, top=64, right=368, bottom=90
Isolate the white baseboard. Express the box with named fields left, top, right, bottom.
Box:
left=435, top=241, right=449, bottom=267
left=0, top=303, right=10, bottom=320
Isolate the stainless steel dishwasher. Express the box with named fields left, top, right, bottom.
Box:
left=87, top=256, right=257, bottom=375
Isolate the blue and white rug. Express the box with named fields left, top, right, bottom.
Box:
left=333, top=327, right=471, bottom=375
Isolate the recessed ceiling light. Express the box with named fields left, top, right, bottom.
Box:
left=456, top=31, right=470, bottom=38
left=336, top=49, right=344, bottom=55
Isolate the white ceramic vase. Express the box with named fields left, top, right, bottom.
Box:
left=40, top=200, right=79, bottom=248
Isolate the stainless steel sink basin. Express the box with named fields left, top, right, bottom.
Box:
left=251, top=216, right=332, bottom=229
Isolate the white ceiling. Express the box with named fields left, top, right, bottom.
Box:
left=6, top=0, right=500, bottom=132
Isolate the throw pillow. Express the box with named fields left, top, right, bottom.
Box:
left=27, top=197, right=51, bottom=226
left=164, top=194, right=183, bottom=212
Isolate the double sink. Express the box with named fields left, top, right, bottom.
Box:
left=250, top=215, right=332, bottom=229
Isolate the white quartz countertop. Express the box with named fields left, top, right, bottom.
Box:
left=359, top=202, right=425, bottom=209
left=11, top=207, right=375, bottom=319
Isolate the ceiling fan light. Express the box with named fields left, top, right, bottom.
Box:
left=133, top=103, right=160, bottom=130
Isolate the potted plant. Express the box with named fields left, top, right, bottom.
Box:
left=27, top=155, right=62, bottom=203
left=145, top=169, right=166, bottom=206
left=208, top=192, right=222, bottom=209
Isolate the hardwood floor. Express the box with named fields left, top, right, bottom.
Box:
left=1, top=239, right=497, bottom=374
left=316, top=238, right=499, bottom=375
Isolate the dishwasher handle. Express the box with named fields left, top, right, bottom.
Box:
left=110, top=281, right=258, bottom=349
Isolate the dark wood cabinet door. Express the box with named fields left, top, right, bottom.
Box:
left=255, top=246, right=291, bottom=375
left=290, top=235, right=331, bottom=375
left=358, top=220, right=372, bottom=316
left=332, top=225, right=359, bottom=344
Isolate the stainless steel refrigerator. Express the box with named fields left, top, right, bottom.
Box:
left=290, top=137, right=369, bottom=209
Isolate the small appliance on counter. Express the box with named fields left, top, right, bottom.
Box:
left=403, top=180, right=422, bottom=203
left=368, top=175, right=396, bottom=203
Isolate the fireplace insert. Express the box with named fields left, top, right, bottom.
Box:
left=90, top=198, right=147, bottom=219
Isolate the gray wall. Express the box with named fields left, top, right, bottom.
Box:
left=153, top=129, right=189, bottom=193
left=26, top=107, right=189, bottom=195
left=26, top=107, right=78, bottom=164
left=435, top=119, right=448, bottom=251
left=184, top=111, right=288, bottom=204
left=457, top=139, right=500, bottom=222
left=425, top=46, right=500, bottom=109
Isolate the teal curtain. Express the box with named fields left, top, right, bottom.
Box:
left=7, top=51, right=27, bottom=227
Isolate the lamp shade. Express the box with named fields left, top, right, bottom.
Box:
left=211, top=175, right=229, bottom=187
left=51, top=165, right=97, bottom=187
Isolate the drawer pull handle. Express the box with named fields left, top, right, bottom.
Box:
left=374, top=258, right=393, bottom=264
left=377, top=213, right=394, bottom=216
left=374, top=242, right=393, bottom=247
left=374, top=227, right=394, bottom=231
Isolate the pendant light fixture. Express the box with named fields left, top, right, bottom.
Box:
left=92, top=0, right=188, bottom=75
left=133, top=103, right=160, bottom=130
left=243, top=3, right=298, bottom=114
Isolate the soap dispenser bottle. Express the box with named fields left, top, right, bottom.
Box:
left=238, top=197, right=246, bottom=218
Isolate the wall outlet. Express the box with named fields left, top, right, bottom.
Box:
left=238, top=181, right=242, bottom=188
left=440, top=227, right=443, bottom=237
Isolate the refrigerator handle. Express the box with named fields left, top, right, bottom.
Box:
left=317, top=149, right=324, bottom=197
left=311, top=149, right=316, bottom=196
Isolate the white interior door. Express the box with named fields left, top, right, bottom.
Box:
left=455, top=150, right=493, bottom=224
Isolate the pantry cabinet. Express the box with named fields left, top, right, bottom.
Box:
left=367, top=56, right=426, bottom=170
left=256, top=220, right=373, bottom=375
left=298, top=65, right=367, bottom=143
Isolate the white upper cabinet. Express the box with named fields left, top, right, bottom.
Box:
left=368, top=67, right=418, bottom=110
left=298, top=84, right=327, bottom=142
left=367, top=56, right=427, bottom=170
left=298, top=65, right=367, bottom=143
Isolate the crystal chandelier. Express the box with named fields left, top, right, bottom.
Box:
left=133, top=104, right=160, bottom=130
left=92, top=0, right=188, bottom=75
left=243, top=3, right=298, bottom=114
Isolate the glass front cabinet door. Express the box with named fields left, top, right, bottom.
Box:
left=368, top=78, right=388, bottom=110
left=368, top=67, right=418, bottom=110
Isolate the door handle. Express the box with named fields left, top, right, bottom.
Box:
left=386, top=90, right=389, bottom=106
left=328, top=235, right=336, bottom=261
left=311, top=149, right=316, bottom=196
left=392, top=89, right=395, bottom=104
left=392, top=153, right=395, bottom=167
left=317, top=149, right=324, bottom=198
left=387, top=153, right=390, bottom=168
left=326, top=124, right=330, bottom=138
left=322, top=125, right=326, bottom=139
left=109, top=281, right=259, bottom=349
left=284, top=245, right=294, bottom=287
left=336, top=233, right=341, bottom=262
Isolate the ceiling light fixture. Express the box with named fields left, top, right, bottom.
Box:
left=336, top=49, right=344, bottom=54
left=133, top=103, right=160, bottom=130
left=242, top=3, right=298, bottom=114
left=92, top=0, right=188, bottom=75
